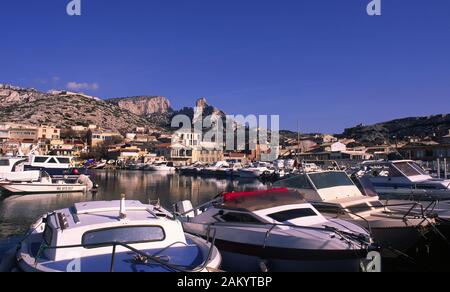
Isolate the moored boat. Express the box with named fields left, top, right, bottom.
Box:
left=0, top=171, right=90, bottom=194
left=237, top=162, right=275, bottom=179
left=175, top=188, right=380, bottom=272
left=273, top=170, right=436, bottom=257
left=13, top=198, right=221, bottom=272
left=146, top=161, right=176, bottom=172
left=357, top=160, right=450, bottom=201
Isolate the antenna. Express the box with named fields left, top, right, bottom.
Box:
left=297, top=120, right=301, bottom=161
left=119, top=194, right=127, bottom=219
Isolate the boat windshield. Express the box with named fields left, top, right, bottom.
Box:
left=307, top=172, right=355, bottom=189
left=267, top=208, right=318, bottom=222
left=273, top=174, right=313, bottom=189
left=82, top=226, right=165, bottom=247
left=394, top=162, right=427, bottom=176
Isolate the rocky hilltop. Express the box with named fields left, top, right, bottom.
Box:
left=109, top=95, right=226, bottom=130
left=0, top=84, right=227, bottom=133
left=342, top=114, right=450, bottom=145
left=108, top=96, right=171, bottom=116
left=0, top=85, right=162, bottom=133
left=147, top=97, right=226, bottom=129
left=0, top=84, right=52, bottom=107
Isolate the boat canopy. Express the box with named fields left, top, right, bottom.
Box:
left=274, top=171, right=365, bottom=202
left=0, top=171, right=41, bottom=182
left=221, top=188, right=305, bottom=212
left=361, top=160, right=430, bottom=178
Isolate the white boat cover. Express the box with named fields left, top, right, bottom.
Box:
left=0, top=171, right=41, bottom=182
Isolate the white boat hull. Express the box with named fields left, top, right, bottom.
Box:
left=0, top=182, right=86, bottom=194
left=182, top=223, right=368, bottom=272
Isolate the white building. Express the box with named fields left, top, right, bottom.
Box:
left=172, top=130, right=201, bottom=147
left=330, top=142, right=347, bottom=152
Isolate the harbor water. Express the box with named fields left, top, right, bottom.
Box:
left=0, top=170, right=267, bottom=240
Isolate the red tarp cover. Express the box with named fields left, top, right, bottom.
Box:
left=223, top=188, right=290, bottom=202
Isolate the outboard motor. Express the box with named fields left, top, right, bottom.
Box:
left=77, top=174, right=94, bottom=192
left=175, top=200, right=199, bottom=218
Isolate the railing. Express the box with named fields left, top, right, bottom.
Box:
left=185, top=220, right=372, bottom=250
left=173, top=197, right=222, bottom=218
left=35, top=237, right=217, bottom=272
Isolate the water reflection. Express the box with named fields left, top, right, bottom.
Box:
left=0, top=170, right=267, bottom=239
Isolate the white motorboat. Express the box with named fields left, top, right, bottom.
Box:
left=237, top=162, right=275, bottom=179
left=175, top=188, right=380, bottom=272
left=179, top=162, right=204, bottom=175
left=92, top=160, right=107, bottom=170
left=11, top=200, right=221, bottom=272
left=353, top=173, right=450, bottom=246
left=12, top=198, right=221, bottom=272
left=215, top=162, right=242, bottom=178
left=0, top=171, right=89, bottom=194
left=357, top=160, right=450, bottom=201
left=273, top=170, right=436, bottom=257
left=199, top=161, right=230, bottom=177
left=146, top=162, right=176, bottom=172
left=301, top=162, right=321, bottom=173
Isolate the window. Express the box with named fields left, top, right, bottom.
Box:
left=43, top=225, right=53, bottom=245
left=34, top=156, right=48, bottom=163
left=82, top=226, right=165, bottom=247
left=57, top=158, right=71, bottom=164
left=273, top=174, right=313, bottom=189
left=0, top=160, right=9, bottom=166
left=347, top=203, right=372, bottom=214
left=313, top=204, right=345, bottom=215
left=221, top=212, right=262, bottom=224
left=267, top=208, right=317, bottom=222
left=308, top=172, right=355, bottom=189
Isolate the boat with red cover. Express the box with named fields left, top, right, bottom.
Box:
left=175, top=188, right=380, bottom=272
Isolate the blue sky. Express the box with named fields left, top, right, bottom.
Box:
left=1, top=0, right=449, bottom=133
